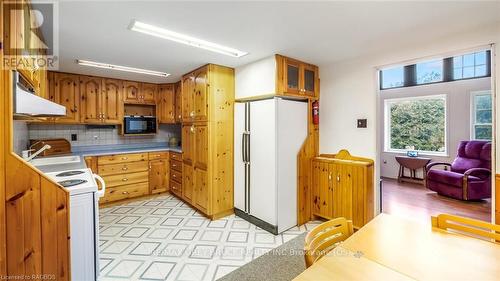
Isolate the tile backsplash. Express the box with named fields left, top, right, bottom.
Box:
left=28, top=124, right=181, bottom=147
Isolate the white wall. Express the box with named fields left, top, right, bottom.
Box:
left=319, top=22, right=500, bottom=212
left=379, top=78, right=491, bottom=179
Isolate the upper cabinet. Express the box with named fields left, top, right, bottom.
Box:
left=157, top=84, right=175, bottom=124
left=80, top=76, right=103, bottom=124
left=277, top=55, right=319, bottom=98
left=140, top=83, right=157, bottom=104
left=101, top=79, right=123, bottom=124
left=182, top=66, right=209, bottom=122
left=175, top=81, right=182, bottom=123
left=53, top=73, right=80, bottom=123
left=234, top=54, right=319, bottom=100
left=123, top=81, right=140, bottom=103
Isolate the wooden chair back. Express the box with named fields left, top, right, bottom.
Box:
left=304, top=217, right=354, bottom=267
left=431, top=214, right=500, bottom=243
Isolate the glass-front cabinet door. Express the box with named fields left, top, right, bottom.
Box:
left=284, top=58, right=300, bottom=95
left=303, top=64, right=317, bottom=97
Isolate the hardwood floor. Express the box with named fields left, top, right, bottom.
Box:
left=381, top=177, right=491, bottom=223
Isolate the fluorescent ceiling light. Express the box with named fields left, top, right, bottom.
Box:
left=76, top=59, right=170, bottom=77
left=129, top=20, right=248, bottom=58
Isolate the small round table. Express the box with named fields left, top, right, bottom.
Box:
left=395, top=156, right=432, bottom=185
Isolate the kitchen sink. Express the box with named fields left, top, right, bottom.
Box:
left=29, top=155, right=81, bottom=166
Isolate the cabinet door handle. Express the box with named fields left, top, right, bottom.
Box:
left=121, top=157, right=128, bottom=160
left=190, top=111, right=195, bottom=117
left=337, top=175, right=340, bottom=182
left=172, top=164, right=176, bottom=167
left=122, top=167, right=128, bottom=171
left=122, top=191, right=129, bottom=195
left=328, top=172, right=332, bottom=181
left=190, top=125, right=195, bottom=133
left=122, top=178, right=128, bottom=182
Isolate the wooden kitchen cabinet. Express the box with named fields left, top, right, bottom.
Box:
left=140, top=83, right=157, bottom=104
left=170, top=152, right=183, bottom=197
left=311, top=151, right=374, bottom=229
left=193, top=66, right=209, bottom=121
left=53, top=72, right=80, bottom=123
left=182, top=74, right=195, bottom=120
left=177, top=64, right=234, bottom=219
left=181, top=124, right=194, bottom=164
left=277, top=55, right=319, bottom=98
left=157, top=83, right=175, bottom=123
left=175, top=81, right=182, bottom=123
left=182, top=163, right=194, bottom=203
left=79, top=75, right=103, bottom=124
left=101, top=79, right=123, bottom=124
left=194, top=124, right=208, bottom=170
left=123, top=81, right=140, bottom=103
left=149, top=159, right=169, bottom=194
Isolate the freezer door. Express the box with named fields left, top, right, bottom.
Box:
left=234, top=102, right=246, bottom=211
left=276, top=98, right=308, bottom=233
left=249, top=98, right=277, bottom=225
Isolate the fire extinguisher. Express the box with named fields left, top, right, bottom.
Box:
left=312, top=100, right=319, bottom=125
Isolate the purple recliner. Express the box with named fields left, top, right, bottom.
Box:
left=426, top=140, right=491, bottom=201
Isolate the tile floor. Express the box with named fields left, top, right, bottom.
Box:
left=98, top=193, right=321, bottom=281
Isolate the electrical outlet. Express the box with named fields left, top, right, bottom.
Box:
left=93, top=135, right=98, bottom=140
left=71, top=134, right=77, bottom=141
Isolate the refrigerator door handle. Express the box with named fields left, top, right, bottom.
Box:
left=242, top=133, right=246, bottom=163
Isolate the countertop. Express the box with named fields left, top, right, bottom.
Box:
left=35, top=143, right=182, bottom=173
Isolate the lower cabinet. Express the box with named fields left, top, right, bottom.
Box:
left=149, top=159, right=169, bottom=194
left=194, top=167, right=208, bottom=213
left=182, top=163, right=194, bottom=203
left=88, top=151, right=170, bottom=204
left=311, top=150, right=374, bottom=229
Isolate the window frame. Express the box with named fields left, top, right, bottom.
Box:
left=384, top=94, right=448, bottom=156
left=379, top=50, right=491, bottom=90
left=470, top=90, right=492, bottom=140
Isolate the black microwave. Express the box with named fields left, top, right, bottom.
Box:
left=124, top=116, right=157, bottom=134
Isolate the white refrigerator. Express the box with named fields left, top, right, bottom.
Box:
left=234, top=97, right=308, bottom=234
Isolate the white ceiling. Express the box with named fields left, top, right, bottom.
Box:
left=56, top=1, right=500, bottom=83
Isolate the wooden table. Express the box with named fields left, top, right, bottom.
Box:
left=294, top=214, right=500, bottom=281
left=396, top=156, right=431, bottom=185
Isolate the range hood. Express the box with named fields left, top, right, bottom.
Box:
left=13, top=71, right=66, bottom=118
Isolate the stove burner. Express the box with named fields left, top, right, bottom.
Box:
left=56, top=170, right=85, bottom=177
left=58, top=179, right=87, bottom=187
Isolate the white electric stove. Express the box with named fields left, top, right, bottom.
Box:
left=46, top=168, right=105, bottom=281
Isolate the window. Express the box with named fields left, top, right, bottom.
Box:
left=385, top=95, right=446, bottom=154
left=379, top=50, right=490, bottom=90
left=381, top=67, right=404, bottom=89
left=416, top=60, right=443, bottom=84
left=471, top=91, right=492, bottom=140
left=453, top=51, right=488, bottom=80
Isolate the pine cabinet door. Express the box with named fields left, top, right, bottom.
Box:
left=312, top=160, right=332, bottom=218
left=193, top=67, right=209, bottom=121
left=123, top=81, right=140, bottom=103
left=79, top=76, right=102, bottom=124
left=181, top=125, right=194, bottom=164
left=149, top=159, right=168, bottom=194
left=283, top=58, right=301, bottom=95
left=182, top=74, right=195, bottom=120
left=102, top=79, right=123, bottom=124
left=194, top=124, right=208, bottom=170
left=174, top=82, right=182, bottom=123
left=182, top=163, right=194, bottom=203
left=54, top=73, right=80, bottom=123
left=140, top=83, right=157, bottom=104
left=194, top=167, right=208, bottom=212
left=302, top=64, right=318, bottom=97
left=158, top=84, right=175, bottom=123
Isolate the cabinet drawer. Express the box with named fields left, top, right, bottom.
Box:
left=102, top=171, right=149, bottom=188
left=148, top=151, right=169, bottom=160
left=101, top=182, right=149, bottom=203
left=98, top=153, right=147, bottom=165
left=170, top=160, right=182, bottom=172
left=98, top=161, right=148, bottom=176
left=170, top=152, right=182, bottom=161
left=170, top=180, right=182, bottom=194
left=171, top=169, right=182, bottom=183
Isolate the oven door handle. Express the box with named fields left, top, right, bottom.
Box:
left=93, top=174, right=106, bottom=198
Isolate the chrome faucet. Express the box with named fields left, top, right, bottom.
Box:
left=22, top=142, right=52, bottom=162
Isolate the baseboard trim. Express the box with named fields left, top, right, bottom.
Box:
left=234, top=208, right=278, bottom=235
